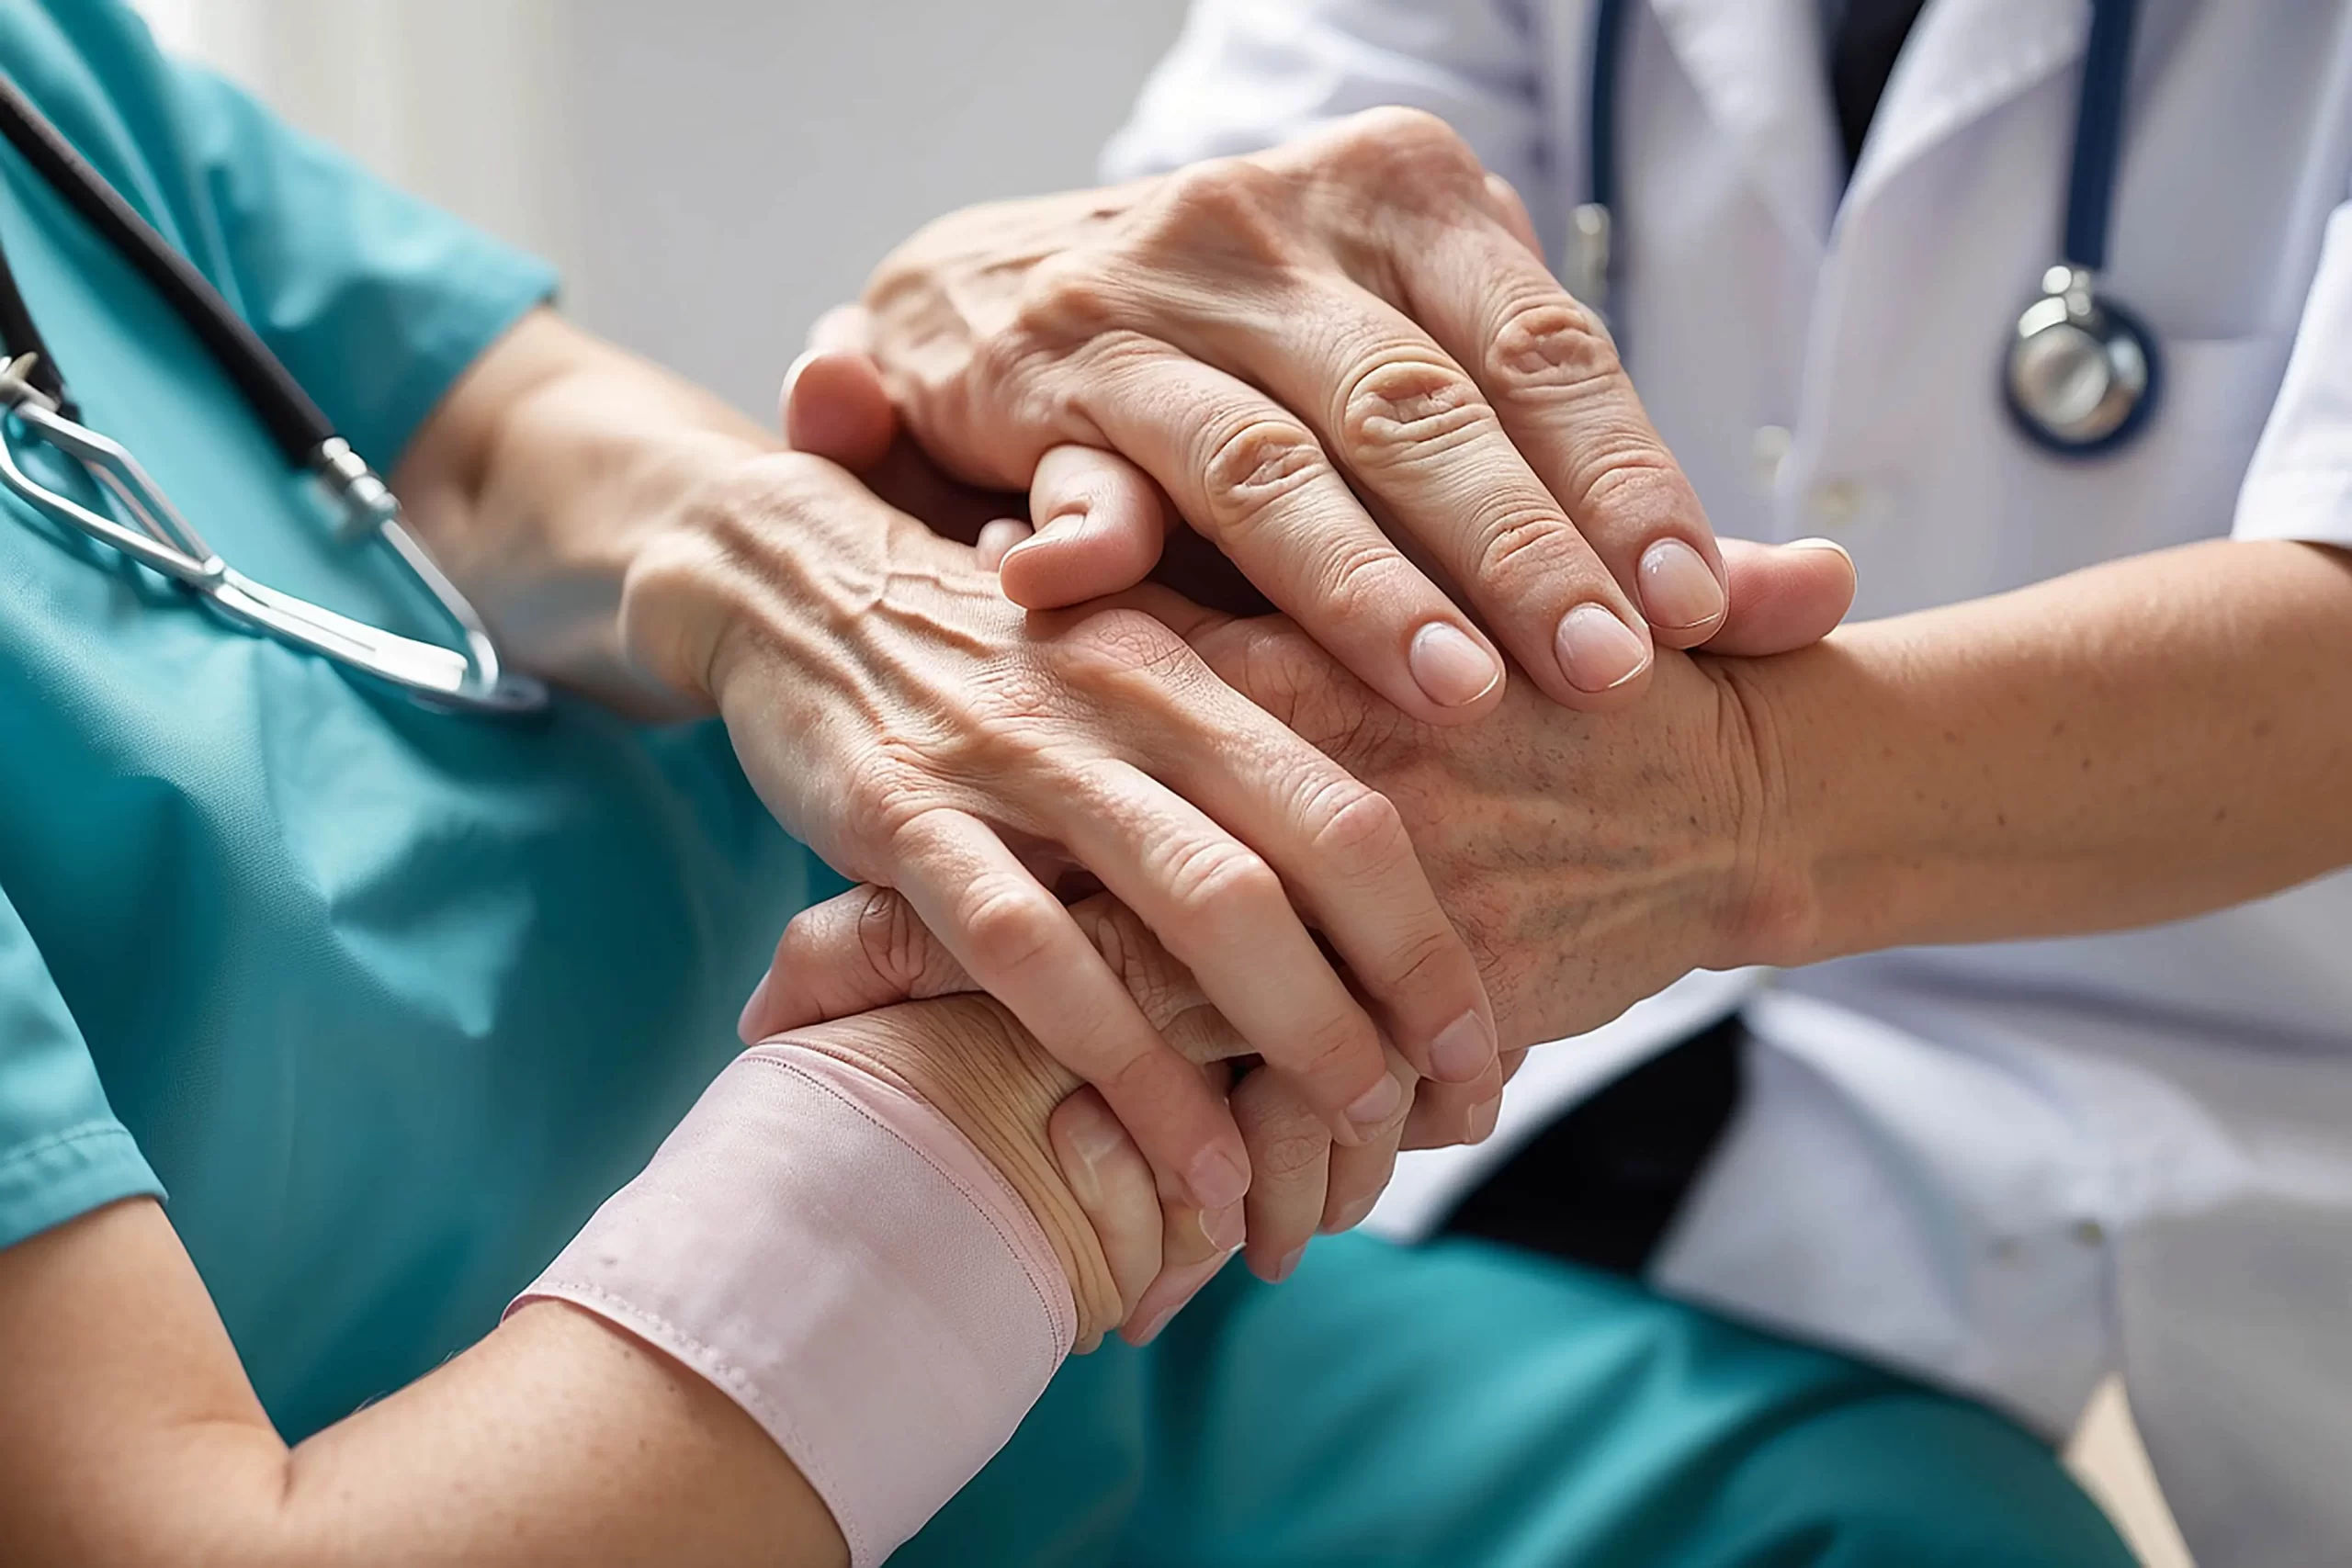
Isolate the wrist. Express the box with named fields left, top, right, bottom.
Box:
left=616, top=447, right=842, bottom=712
left=1698, top=649, right=1830, bottom=972
left=516, top=1021, right=1092, bottom=1568
left=784, top=1002, right=1123, bottom=1348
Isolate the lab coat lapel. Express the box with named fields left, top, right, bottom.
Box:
left=1646, top=0, right=1843, bottom=255
left=1840, top=0, right=2091, bottom=223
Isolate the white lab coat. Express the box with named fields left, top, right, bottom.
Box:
left=1107, top=5, right=2352, bottom=1564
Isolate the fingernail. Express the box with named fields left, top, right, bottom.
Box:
left=1344, top=1074, right=1405, bottom=1135
left=1785, top=536, right=1854, bottom=562
left=1637, top=538, right=1727, bottom=631
left=1555, top=604, right=1651, bottom=693
left=1322, top=1193, right=1378, bottom=1235
left=1127, top=1255, right=1230, bottom=1347
left=780, top=347, right=818, bottom=410
left=1175, top=1254, right=1237, bottom=1314
left=976, top=518, right=1035, bottom=570
left=1200, top=1201, right=1247, bottom=1254
left=1061, top=1145, right=1103, bottom=1209
left=1469, top=1094, right=1501, bottom=1145
left=1064, top=1094, right=1128, bottom=1164
left=1058, top=1103, right=1125, bottom=1210
left=1408, top=622, right=1501, bottom=708
left=1427, top=1010, right=1495, bottom=1083
left=1002, top=507, right=1085, bottom=559
left=735, top=971, right=773, bottom=1045
left=1271, top=1244, right=1306, bottom=1283
left=1129, top=1301, right=1179, bottom=1347
left=1188, top=1145, right=1250, bottom=1212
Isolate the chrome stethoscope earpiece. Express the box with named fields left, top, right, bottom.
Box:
left=2004, top=263, right=2157, bottom=454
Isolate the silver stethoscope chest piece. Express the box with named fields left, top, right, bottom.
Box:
left=2005, top=264, right=2156, bottom=453
left=1575, top=0, right=2154, bottom=462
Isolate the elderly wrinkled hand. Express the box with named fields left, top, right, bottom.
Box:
left=744, top=884, right=1441, bottom=1310
left=1173, top=604, right=1820, bottom=1060
left=753, top=560, right=1852, bottom=1161
left=620, top=446, right=1498, bottom=1220
left=843, top=107, right=1738, bottom=723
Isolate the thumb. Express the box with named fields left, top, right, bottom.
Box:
left=997, top=444, right=1171, bottom=608
left=1704, top=537, right=1857, bottom=656
left=780, top=311, right=897, bottom=471
left=738, top=885, right=974, bottom=1044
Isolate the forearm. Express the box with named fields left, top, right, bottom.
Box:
left=1742, top=537, right=2352, bottom=963
left=2, top=1201, right=844, bottom=1568
left=2, top=1007, right=1132, bottom=1567
left=257, top=1300, right=848, bottom=1567
left=391, top=308, right=782, bottom=716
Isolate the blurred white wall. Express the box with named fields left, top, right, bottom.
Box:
left=135, top=0, right=1188, bottom=415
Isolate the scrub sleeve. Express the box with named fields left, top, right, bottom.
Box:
left=0, top=879, right=160, bottom=1250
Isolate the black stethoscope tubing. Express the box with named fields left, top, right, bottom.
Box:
left=0, top=70, right=541, bottom=714
left=0, top=71, right=334, bottom=462
left=1578, top=0, right=2155, bottom=457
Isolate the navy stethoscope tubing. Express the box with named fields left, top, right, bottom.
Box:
left=1572, top=0, right=2156, bottom=457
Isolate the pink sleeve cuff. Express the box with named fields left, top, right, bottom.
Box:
left=511, top=1044, right=1075, bottom=1567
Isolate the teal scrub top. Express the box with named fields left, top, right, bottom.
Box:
left=0, top=0, right=822, bottom=1440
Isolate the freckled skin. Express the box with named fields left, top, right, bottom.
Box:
left=1188, top=615, right=1770, bottom=1050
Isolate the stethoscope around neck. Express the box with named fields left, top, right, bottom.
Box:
left=0, top=71, right=545, bottom=716
left=1566, top=0, right=2155, bottom=457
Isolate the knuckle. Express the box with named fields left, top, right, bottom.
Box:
left=1094, top=1043, right=1177, bottom=1103
left=1483, top=168, right=1532, bottom=220
left=1564, top=447, right=1693, bottom=531
left=1473, top=504, right=1585, bottom=585
left=1293, top=1013, right=1382, bottom=1089
left=999, top=276, right=1148, bottom=412
left=1248, top=1115, right=1331, bottom=1182
left=1333, top=107, right=1483, bottom=188
left=1485, top=293, right=1620, bottom=398
left=1159, top=836, right=1285, bottom=928
left=967, top=319, right=1060, bottom=416
left=1337, top=354, right=1492, bottom=469
left=953, top=874, right=1059, bottom=978
left=1142, top=156, right=1293, bottom=265
left=1198, top=416, right=1330, bottom=540
left=1378, top=924, right=1467, bottom=1003
left=854, top=667, right=1069, bottom=801
left=1297, top=773, right=1409, bottom=869
left=971, top=640, right=1069, bottom=716
left=1016, top=251, right=1128, bottom=338
left=1307, top=535, right=1417, bottom=627
left=1054, top=326, right=1174, bottom=413
left=775, top=906, right=827, bottom=973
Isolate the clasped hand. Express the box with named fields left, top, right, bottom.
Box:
left=636, top=107, right=1854, bottom=1344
